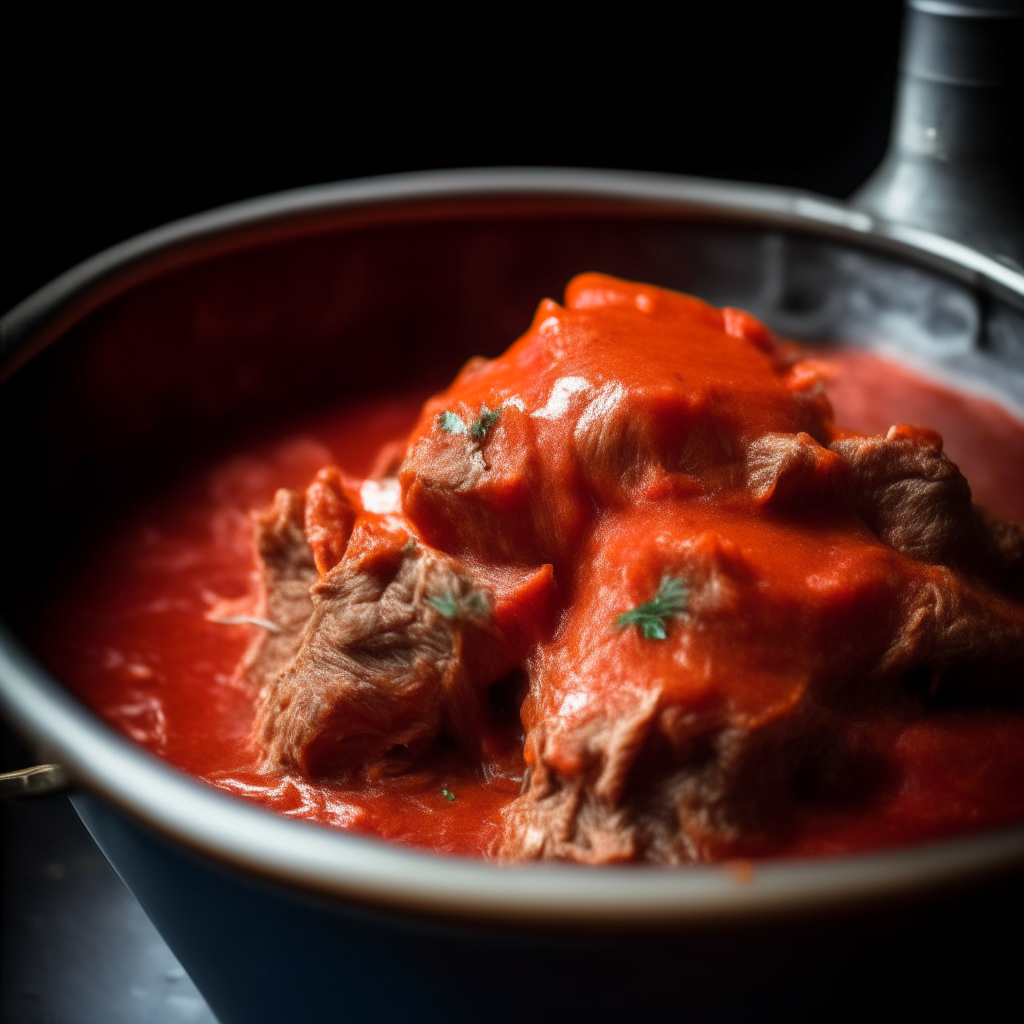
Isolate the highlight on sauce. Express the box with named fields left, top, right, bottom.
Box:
left=33, top=273, right=1024, bottom=862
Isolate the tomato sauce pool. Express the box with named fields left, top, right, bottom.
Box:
left=26, top=349, right=1024, bottom=860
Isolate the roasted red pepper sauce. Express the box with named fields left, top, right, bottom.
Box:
left=28, top=350, right=1024, bottom=860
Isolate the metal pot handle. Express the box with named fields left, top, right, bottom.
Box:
left=852, top=0, right=1024, bottom=268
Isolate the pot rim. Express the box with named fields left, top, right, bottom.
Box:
left=2, top=166, right=1023, bottom=927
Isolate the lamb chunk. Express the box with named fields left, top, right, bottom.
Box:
left=500, top=556, right=1024, bottom=864
left=240, top=488, right=318, bottom=689
left=832, top=424, right=1024, bottom=585
left=496, top=512, right=825, bottom=863
left=254, top=519, right=556, bottom=779
left=572, top=381, right=748, bottom=503
left=399, top=274, right=830, bottom=570
left=255, top=533, right=474, bottom=777
left=879, top=566, right=1024, bottom=700
left=746, top=425, right=1024, bottom=589
left=746, top=431, right=844, bottom=508
left=500, top=672, right=824, bottom=864
left=400, top=397, right=570, bottom=566
left=500, top=570, right=1024, bottom=865
left=503, top=694, right=664, bottom=864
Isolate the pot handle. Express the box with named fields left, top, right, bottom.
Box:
left=852, top=0, right=1024, bottom=268
left=0, top=763, right=71, bottom=800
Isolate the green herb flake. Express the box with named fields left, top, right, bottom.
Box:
left=438, top=410, right=468, bottom=435
left=469, top=404, right=501, bottom=440
left=442, top=789, right=456, bottom=802
left=437, top=404, right=501, bottom=441
left=428, top=587, right=491, bottom=623
left=428, top=592, right=461, bottom=618
left=615, top=575, right=688, bottom=640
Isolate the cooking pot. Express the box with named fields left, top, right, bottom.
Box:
left=2, top=4, right=1023, bottom=1021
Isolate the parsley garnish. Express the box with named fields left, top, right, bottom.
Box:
left=442, top=789, right=456, bottom=802
left=427, top=592, right=460, bottom=618
left=437, top=404, right=501, bottom=441
left=615, top=575, right=688, bottom=640
left=469, top=405, right=500, bottom=439
left=438, top=410, right=468, bottom=435
left=427, top=588, right=490, bottom=621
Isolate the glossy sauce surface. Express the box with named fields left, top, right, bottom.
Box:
left=29, top=348, right=1024, bottom=859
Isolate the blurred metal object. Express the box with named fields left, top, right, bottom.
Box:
left=853, top=0, right=1024, bottom=269
left=0, top=763, right=70, bottom=800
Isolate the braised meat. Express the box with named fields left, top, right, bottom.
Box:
left=243, top=273, right=1024, bottom=863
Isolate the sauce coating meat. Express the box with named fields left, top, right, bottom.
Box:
left=34, top=273, right=1024, bottom=862
left=239, top=273, right=1024, bottom=863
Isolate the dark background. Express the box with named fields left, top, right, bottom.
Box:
left=2, top=2, right=904, bottom=317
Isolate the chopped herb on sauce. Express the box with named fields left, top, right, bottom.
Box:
left=437, top=404, right=501, bottom=441
left=615, top=575, right=688, bottom=640
left=427, top=588, right=490, bottom=621
left=442, top=789, right=456, bottom=802
left=438, top=410, right=468, bottom=435
left=428, top=592, right=460, bottom=618
left=469, top=405, right=501, bottom=439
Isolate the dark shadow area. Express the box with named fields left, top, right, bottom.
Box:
left=0, top=722, right=217, bottom=1023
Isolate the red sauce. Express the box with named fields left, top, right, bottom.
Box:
left=27, top=310, right=1024, bottom=861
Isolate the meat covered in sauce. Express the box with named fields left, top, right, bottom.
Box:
left=239, top=273, right=1024, bottom=864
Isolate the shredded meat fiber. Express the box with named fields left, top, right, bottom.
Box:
left=244, top=273, right=1024, bottom=864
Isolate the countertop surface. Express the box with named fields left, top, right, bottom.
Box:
left=2, top=793, right=218, bottom=1024
left=1, top=719, right=217, bottom=1024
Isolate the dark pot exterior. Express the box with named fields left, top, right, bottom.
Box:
left=72, top=792, right=1024, bottom=1022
